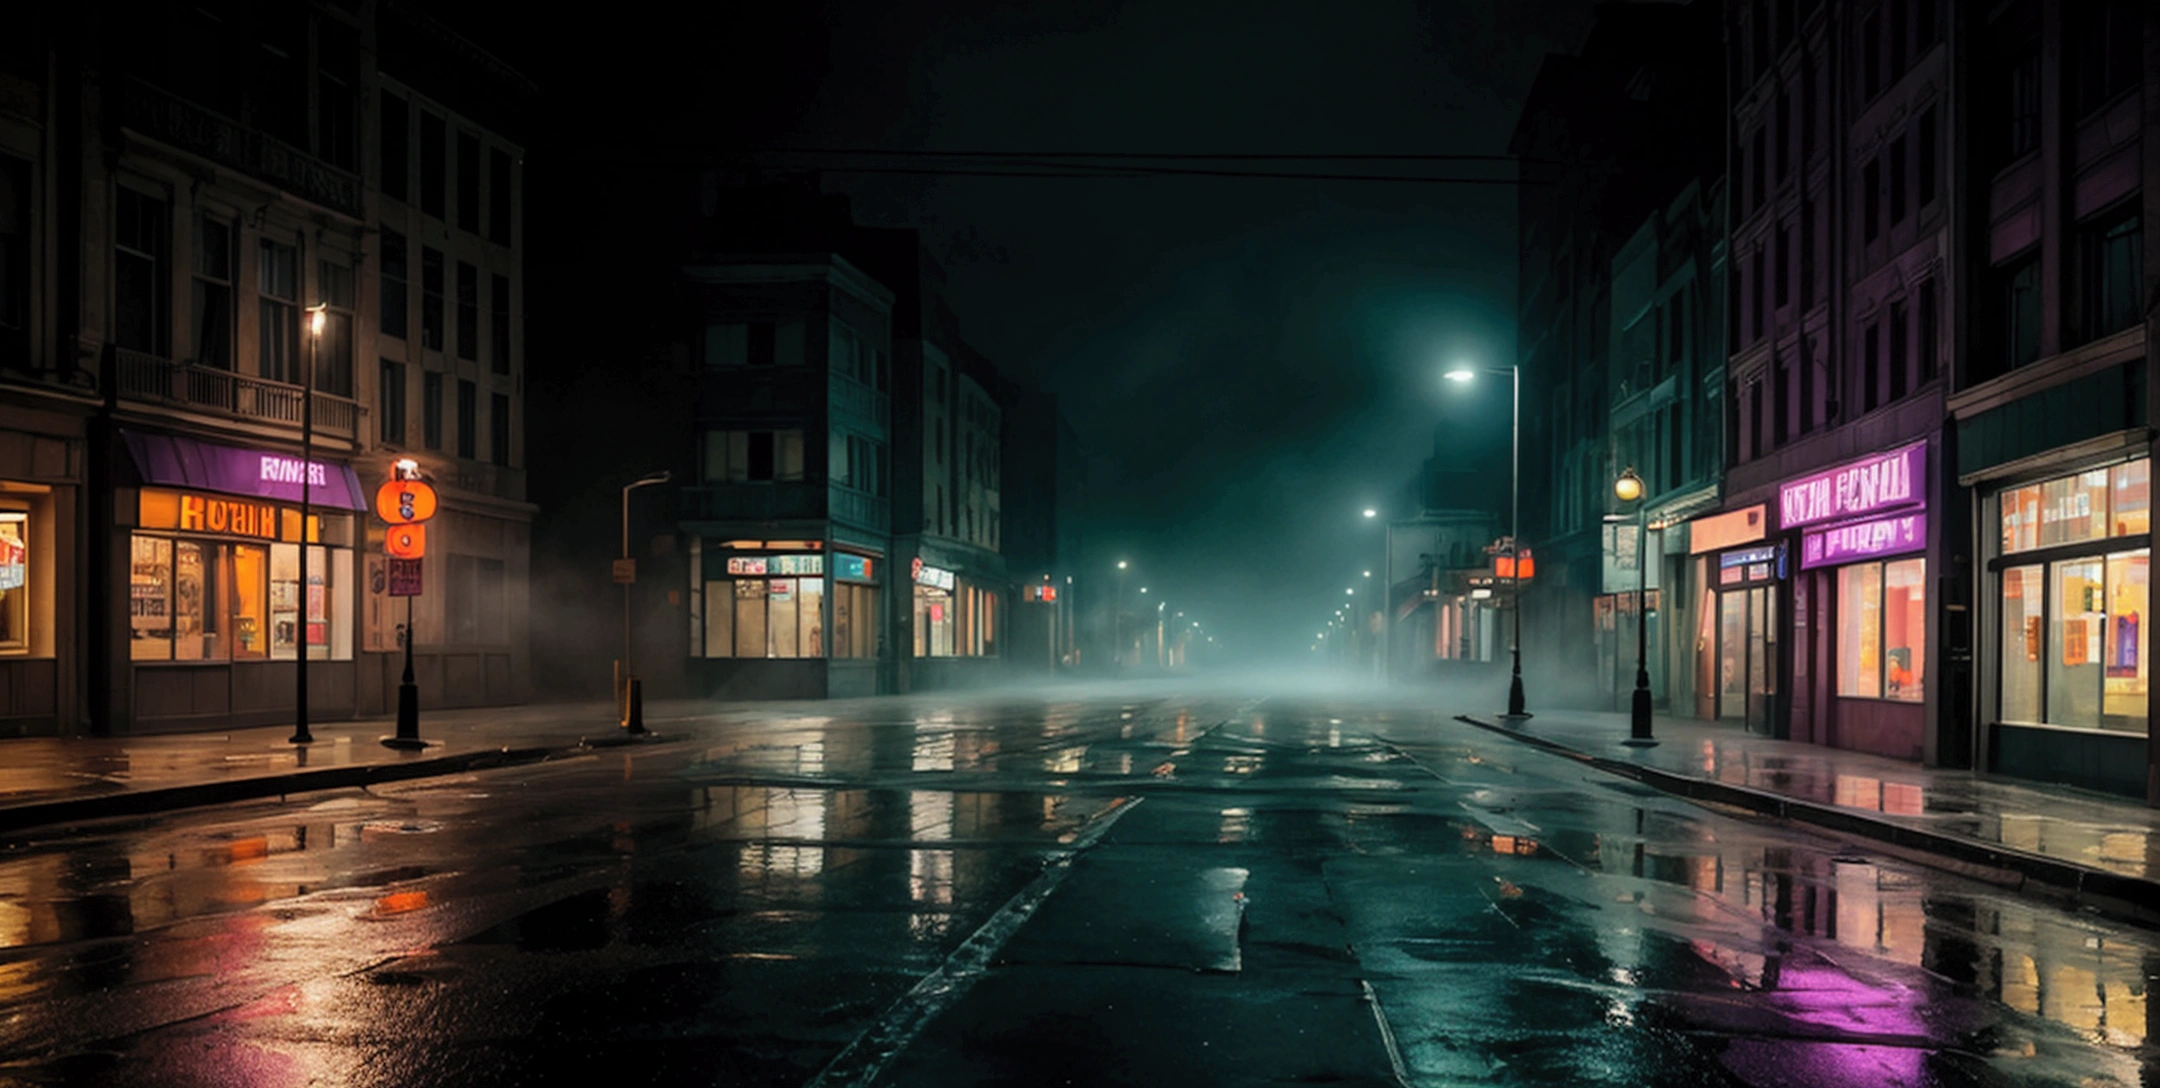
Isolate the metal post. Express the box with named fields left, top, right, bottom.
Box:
left=291, top=308, right=319, bottom=745
left=1382, top=522, right=1393, bottom=684
left=619, top=471, right=668, bottom=734
left=1625, top=508, right=1657, bottom=747
left=1506, top=364, right=1530, bottom=719
left=1114, top=569, right=1124, bottom=670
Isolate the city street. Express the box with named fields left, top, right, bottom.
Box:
left=0, top=685, right=2153, bottom=1087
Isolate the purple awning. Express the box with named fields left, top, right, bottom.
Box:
left=122, top=430, right=368, bottom=511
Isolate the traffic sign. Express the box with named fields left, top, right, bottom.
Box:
left=375, top=480, right=439, bottom=525
left=386, top=522, right=426, bottom=558
left=387, top=557, right=423, bottom=597
left=612, top=558, right=637, bottom=584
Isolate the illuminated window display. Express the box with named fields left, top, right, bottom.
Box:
left=130, top=490, right=353, bottom=663
left=704, top=569, right=825, bottom=658
left=1993, top=459, right=2148, bottom=733
left=1837, top=558, right=1926, bottom=702
left=0, top=511, right=29, bottom=653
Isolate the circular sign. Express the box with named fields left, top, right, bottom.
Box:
left=385, top=522, right=427, bottom=559
left=375, top=480, right=439, bottom=525
left=911, top=557, right=924, bottom=580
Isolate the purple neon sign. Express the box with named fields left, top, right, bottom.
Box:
left=1801, top=512, right=1926, bottom=569
left=1778, top=442, right=1926, bottom=530
left=122, top=430, right=368, bottom=511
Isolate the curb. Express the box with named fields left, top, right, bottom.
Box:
left=0, top=734, right=672, bottom=837
left=1454, top=714, right=2160, bottom=929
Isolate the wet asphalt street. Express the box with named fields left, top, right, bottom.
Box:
left=0, top=689, right=2154, bottom=1087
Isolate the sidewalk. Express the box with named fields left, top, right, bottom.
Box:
left=1435, top=709, right=2160, bottom=927
left=0, top=701, right=684, bottom=834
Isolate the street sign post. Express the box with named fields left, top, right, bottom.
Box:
left=387, top=557, right=423, bottom=597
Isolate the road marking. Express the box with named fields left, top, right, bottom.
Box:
left=803, top=795, right=1143, bottom=1088
left=1361, top=979, right=1413, bottom=1088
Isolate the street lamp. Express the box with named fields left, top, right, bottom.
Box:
left=1613, top=467, right=1656, bottom=747
left=1115, top=561, right=1129, bottom=669
left=291, top=303, right=327, bottom=745
left=1363, top=508, right=1378, bottom=519
left=1444, top=362, right=1528, bottom=721
left=620, top=470, right=671, bottom=734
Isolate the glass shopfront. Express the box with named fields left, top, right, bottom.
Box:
left=1714, top=545, right=1779, bottom=730
left=703, top=552, right=826, bottom=659
left=1993, top=458, right=2149, bottom=733
left=0, top=509, right=29, bottom=653
left=130, top=489, right=355, bottom=662
left=913, top=564, right=997, bottom=658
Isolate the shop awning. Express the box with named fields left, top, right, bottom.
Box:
left=122, top=430, right=368, bottom=511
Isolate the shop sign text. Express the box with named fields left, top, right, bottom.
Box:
left=1801, top=512, right=1927, bottom=570
left=1778, top=443, right=1926, bottom=529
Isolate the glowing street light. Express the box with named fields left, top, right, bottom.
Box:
left=1444, top=360, right=1528, bottom=720
left=1362, top=508, right=1378, bottom=518
left=1614, top=466, right=1655, bottom=748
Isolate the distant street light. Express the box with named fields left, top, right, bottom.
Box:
left=1362, top=508, right=1378, bottom=518
left=1445, top=361, right=1529, bottom=721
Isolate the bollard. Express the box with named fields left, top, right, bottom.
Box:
left=623, top=676, right=646, bottom=735
left=384, top=617, right=427, bottom=750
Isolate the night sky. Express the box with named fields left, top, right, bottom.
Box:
left=468, top=0, right=1598, bottom=660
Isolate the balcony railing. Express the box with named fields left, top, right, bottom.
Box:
left=119, top=79, right=364, bottom=219
left=832, top=487, right=891, bottom=532
left=115, top=348, right=366, bottom=440
left=832, top=376, right=890, bottom=427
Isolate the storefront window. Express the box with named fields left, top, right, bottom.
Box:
left=2102, top=551, right=2147, bottom=726
left=130, top=526, right=350, bottom=663
left=832, top=582, right=879, bottom=658
left=1838, top=558, right=1926, bottom=702
left=0, top=511, right=28, bottom=652
left=2000, top=565, right=2043, bottom=723
left=2006, top=459, right=2149, bottom=555
left=915, top=583, right=955, bottom=656
left=2111, top=460, right=2150, bottom=536
left=702, top=577, right=825, bottom=658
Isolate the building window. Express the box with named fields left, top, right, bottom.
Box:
left=258, top=239, right=299, bottom=384
left=1773, top=226, right=1790, bottom=308
left=380, top=91, right=409, bottom=202
left=1751, top=127, right=1766, bottom=212
left=830, top=324, right=884, bottom=386
left=488, top=148, right=513, bottom=245
left=490, top=392, right=510, bottom=466
left=1888, top=299, right=1909, bottom=401
left=2071, top=0, right=2141, bottom=118
left=1837, top=557, right=1927, bottom=702
left=2000, top=250, right=2042, bottom=371
left=1916, top=107, right=1937, bottom=206
left=380, top=359, right=406, bottom=446
left=706, top=576, right=823, bottom=658
left=114, top=186, right=168, bottom=355
left=423, top=371, right=443, bottom=450
left=1773, top=351, right=1792, bottom=446
left=2001, top=45, right=2040, bottom=163
left=1862, top=7, right=1883, bottom=99
left=419, top=110, right=446, bottom=220
left=1861, top=321, right=1881, bottom=413
left=317, top=259, right=354, bottom=396
left=191, top=214, right=234, bottom=369
left=1888, top=0, right=1908, bottom=76
left=1997, top=460, right=2150, bottom=732
left=1774, top=86, right=1790, bottom=181
left=1917, top=279, right=1938, bottom=381
left=380, top=228, right=408, bottom=339
left=1888, top=135, right=1907, bottom=226
left=456, top=131, right=480, bottom=233
left=0, top=157, right=25, bottom=369
left=421, top=247, right=444, bottom=351
left=703, top=321, right=803, bottom=367
left=702, top=429, right=806, bottom=483
left=0, top=510, right=29, bottom=652
left=315, top=22, right=357, bottom=171
left=1861, top=156, right=1880, bottom=242
left=2075, top=208, right=2142, bottom=345
left=1799, top=199, right=1816, bottom=309
left=1750, top=248, right=1766, bottom=342
left=490, top=274, right=511, bottom=374
left=446, top=554, right=506, bottom=644
left=456, top=379, right=476, bottom=459
left=455, top=261, right=478, bottom=360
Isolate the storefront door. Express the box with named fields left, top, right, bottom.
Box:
left=1718, top=585, right=1777, bottom=732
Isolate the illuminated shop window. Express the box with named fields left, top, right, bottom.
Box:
left=1993, top=459, right=2149, bottom=733
left=1837, top=558, right=1926, bottom=703
left=0, top=512, right=26, bottom=653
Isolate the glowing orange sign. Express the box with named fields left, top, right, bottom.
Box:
left=375, top=480, right=439, bottom=525
left=385, top=523, right=427, bottom=559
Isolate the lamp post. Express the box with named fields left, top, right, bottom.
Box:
left=1115, top=561, right=1128, bottom=669
left=386, top=457, right=425, bottom=750
left=1444, top=363, right=1527, bottom=720
left=291, top=304, right=326, bottom=745
left=620, top=470, right=670, bottom=734
left=1614, top=467, right=1657, bottom=747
